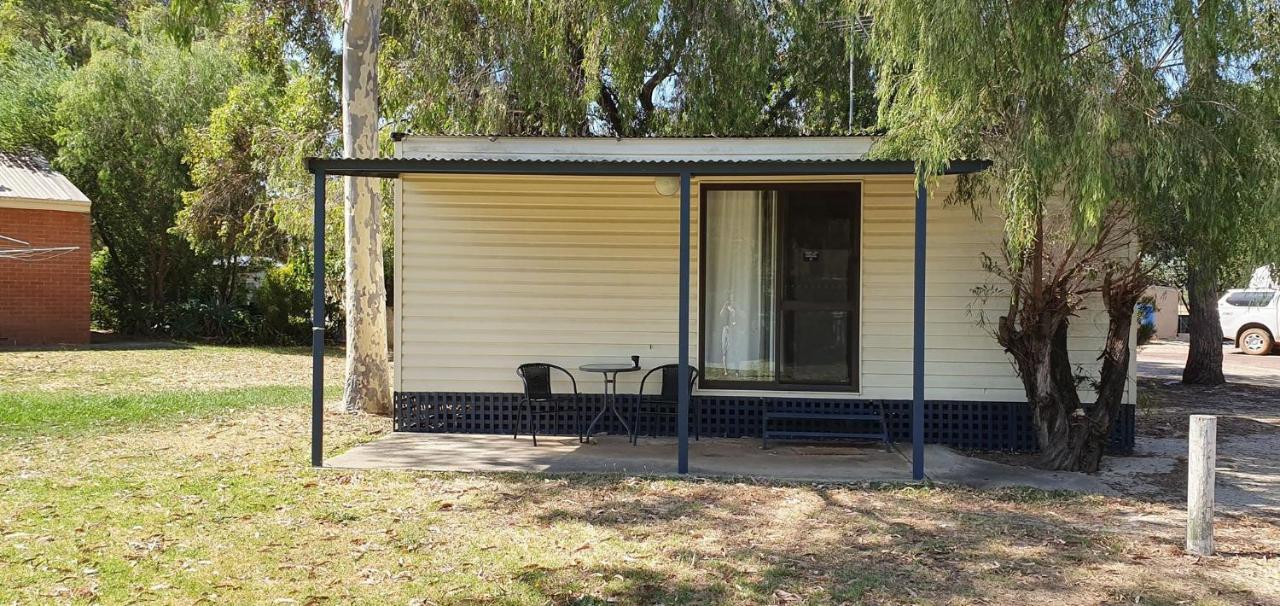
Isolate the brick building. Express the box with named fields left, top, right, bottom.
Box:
left=0, top=152, right=92, bottom=345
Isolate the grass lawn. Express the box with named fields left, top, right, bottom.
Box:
left=1, top=345, right=1278, bottom=604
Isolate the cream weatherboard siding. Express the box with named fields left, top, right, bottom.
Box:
left=395, top=173, right=1134, bottom=404
left=395, top=174, right=691, bottom=395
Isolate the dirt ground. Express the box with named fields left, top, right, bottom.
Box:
left=1139, top=339, right=1280, bottom=388
left=1099, top=340, right=1280, bottom=517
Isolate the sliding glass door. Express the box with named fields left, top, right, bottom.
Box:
left=701, top=184, right=860, bottom=391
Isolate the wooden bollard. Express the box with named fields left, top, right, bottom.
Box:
left=1186, top=415, right=1216, bottom=556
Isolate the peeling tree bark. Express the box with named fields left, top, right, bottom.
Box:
left=341, top=0, right=391, bottom=415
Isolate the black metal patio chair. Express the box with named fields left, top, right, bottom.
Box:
left=515, top=363, right=582, bottom=446
left=629, top=364, right=700, bottom=445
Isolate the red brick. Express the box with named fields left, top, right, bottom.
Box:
left=0, top=207, right=91, bottom=345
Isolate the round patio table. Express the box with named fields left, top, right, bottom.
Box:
left=579, top=362, right=640, bottom=441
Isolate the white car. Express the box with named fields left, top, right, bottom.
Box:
left=1219, top=288, right=1279, bottom=355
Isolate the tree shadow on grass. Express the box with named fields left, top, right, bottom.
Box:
left=466, top=475, right=1278, bottom=604
left=514, top=562, right=730, bottom=605
left=0, top=339, right=194, bottom=352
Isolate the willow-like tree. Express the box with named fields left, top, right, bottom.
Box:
left=1143, top=0, right=1280, bottom=384
left=380, top=0, right=873, bottom=136
left=178, top=77, right=289, bottom=308
left=860, top=0, right=1167, bottom=471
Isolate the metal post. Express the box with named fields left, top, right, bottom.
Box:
left=311, top=170, right=326, bottom=467
left=1187, top=414, right=1217, bottom=555
left=912, top=176, right=927, bottom=481
left=677, top=171, right=692, bottom=475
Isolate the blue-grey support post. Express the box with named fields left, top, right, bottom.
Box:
left=677, top=171, right=692, bottom=475
left=311, top=169, right=326, bottom=467
left=911, top=176, right=927, bottom=481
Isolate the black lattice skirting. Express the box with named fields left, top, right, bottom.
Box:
left=393, top=392, right=1136, bottom=454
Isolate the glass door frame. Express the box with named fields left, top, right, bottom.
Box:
left=697, top=181, right=862, bottom=392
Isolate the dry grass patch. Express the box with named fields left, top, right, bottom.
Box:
left=2, top=406, right=1278, bottom=605
left=0, top=343, right=345, bottom=394
left=3, top=345, right=1278, bottom=604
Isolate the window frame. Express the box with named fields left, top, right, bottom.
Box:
left=697, top=181, right=862, bottom=393
left=1225, top=291, right=1276, bottom=307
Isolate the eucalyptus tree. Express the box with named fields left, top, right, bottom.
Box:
left=860, top=0, right=1167, bottom=471
left=340, top=0, right=392, bottom=415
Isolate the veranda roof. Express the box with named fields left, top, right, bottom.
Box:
left=307, top=135, right=989, bottom=177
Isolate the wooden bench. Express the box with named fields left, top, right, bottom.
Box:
left=762, top=404, right=892, bottom=451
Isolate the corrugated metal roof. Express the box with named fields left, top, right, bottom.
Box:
left=306, top=156, right=991, bottom=178
left=394, top=135, right=881, bottom=163
left=0, top=151, right=91, bottom=205
left=390, top=131, right=887, bottom=140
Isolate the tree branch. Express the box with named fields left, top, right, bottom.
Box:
left=597, top=81, right=626, bottom=136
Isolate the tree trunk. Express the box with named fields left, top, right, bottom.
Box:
left=999, top=255, right=1143, bottom=473
left=341, top=0, right=391, bottom=415
left=1011, top=281, right=1139, bottom=473
left=1004, top=316, right=1089, bottom=470
left=1183, top=259, right=1225, bottom=385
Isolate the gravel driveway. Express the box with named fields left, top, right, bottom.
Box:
left=1102, top=339, right=1280, bottom=516
left=1138, top=339, right=1280, bottom=388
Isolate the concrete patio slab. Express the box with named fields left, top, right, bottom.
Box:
left=328, top=433, right=917, bottom=481
left=327, top=432, right=1118, bottom=494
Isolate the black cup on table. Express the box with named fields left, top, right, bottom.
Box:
left=631, top=355, right=640, bottom=369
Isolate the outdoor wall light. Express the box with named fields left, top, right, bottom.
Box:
left=654, top=176, right=680, bottom=197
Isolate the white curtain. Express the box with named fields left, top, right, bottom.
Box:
left=704, top=190, right=775, bottom=381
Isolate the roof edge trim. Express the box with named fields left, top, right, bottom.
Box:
left=0, top=197, right=92, bottom=213
left=304, top=157, right=991, bottom=178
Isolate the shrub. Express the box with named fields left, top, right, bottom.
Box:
left=252, top=259, right=312, bottom=345
left=157, top=300, right=254, bottom=344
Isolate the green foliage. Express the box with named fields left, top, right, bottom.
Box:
left=88, top=248, right=117, bottom=331
left=161, top=0, right=225, bottom=48
left=1137, top=2, right=1280, bottom=291
left=177, top=76, right=288, bottom=306
left=1137, top=296, right=1157, bottom=346
left=1137, top=320, right=1156, bottom=346
left=862, top=0, right=1163, bottom=254
left=253, top=257, right=314, bottom=345
left=381, top=0, right=874, bottom=136
left=55, top=21, right=240, bottom=333
left=0, top=0, right=133, bottom=64
left=0, top=41, right=71, bottom=156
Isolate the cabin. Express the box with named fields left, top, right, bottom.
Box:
left=307, top=136, right=1137, bottom=478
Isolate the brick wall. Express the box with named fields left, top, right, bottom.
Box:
left=0, top=207, right=91, bottom=345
